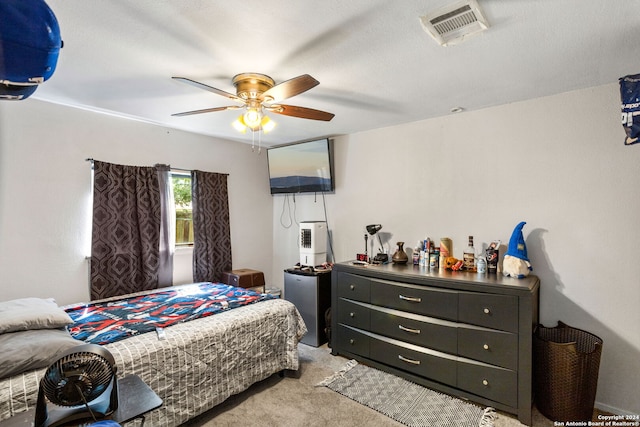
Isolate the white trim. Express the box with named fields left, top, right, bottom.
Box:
left=595, top=401, right=638, bottom=417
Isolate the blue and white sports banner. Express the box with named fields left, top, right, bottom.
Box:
left=620, top=74, right=640, bottom=146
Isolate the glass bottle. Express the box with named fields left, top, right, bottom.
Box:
left=463, top=235, right=475, bottom=271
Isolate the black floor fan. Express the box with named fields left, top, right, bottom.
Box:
left=35, top=344, right=118, bottom=427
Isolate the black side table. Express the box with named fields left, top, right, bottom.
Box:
left=0, top=374, right=162, bottom=427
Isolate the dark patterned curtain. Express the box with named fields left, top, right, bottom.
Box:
left=191, top=170, right=232, bottom=283
left=90, top=161, right=161, bottom=300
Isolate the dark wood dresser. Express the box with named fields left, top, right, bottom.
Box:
left=330, top=261, right=539, bottom=426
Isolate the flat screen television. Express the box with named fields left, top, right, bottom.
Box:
left=267, top=138, right=334, bottom=194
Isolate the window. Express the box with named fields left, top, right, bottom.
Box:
left=171, top=172, right=193, bottom=246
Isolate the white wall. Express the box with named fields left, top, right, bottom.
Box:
left=0, top=83, right=637, bottom=416
left=0, top=99, right=273, bottom=305
left=272, top=83, right=640, bottom=415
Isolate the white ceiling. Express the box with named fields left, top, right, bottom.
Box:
left=31, top=0, right=640, bottom=147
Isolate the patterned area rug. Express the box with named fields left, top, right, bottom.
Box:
left=317, top=360, right=496, bottom=427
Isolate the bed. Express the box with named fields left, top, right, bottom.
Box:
left=0, top=283, right=307, bottom=426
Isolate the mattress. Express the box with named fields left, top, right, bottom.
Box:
left=0, top=294, right=307, bottom=426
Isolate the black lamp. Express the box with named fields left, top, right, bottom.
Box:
left=366, top=224, right=388, bottom=263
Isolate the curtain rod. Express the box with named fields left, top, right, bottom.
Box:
left=85, top=158, right=228, bottom=175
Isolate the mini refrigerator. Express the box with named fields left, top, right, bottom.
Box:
left=284, top=269, right=331, bottom=347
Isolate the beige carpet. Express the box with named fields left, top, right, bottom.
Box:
left=181, top=343, right=557, bottom=427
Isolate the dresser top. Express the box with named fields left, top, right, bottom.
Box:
left=334, top=261, right=539, bottom=294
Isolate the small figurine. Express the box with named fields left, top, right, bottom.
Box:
left=443, top=256, right=464, bottom=271
left=502, top=221, right=532, bottom=278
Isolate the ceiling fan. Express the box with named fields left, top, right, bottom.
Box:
left=171, top=73, right=335, bottom=132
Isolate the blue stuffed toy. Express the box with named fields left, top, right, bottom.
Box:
left=502, top=221, right=532, bottom=278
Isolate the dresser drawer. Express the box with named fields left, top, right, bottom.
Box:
left=457, top=360, right=517, bottom=407
left=337, top=298, right=370, bottom=330
left=458, top=292, right=518, bottom=332
left=369, top=307, right=457, bottom=354
left=457, top=326, right=518, bottom=370
left=335, top=324, right=370, bottom=358
left=337, top=272, right=370, bottom=302
left=371, top=336, right=457, bottom=387
left=370, top=279, right=458, bottom=320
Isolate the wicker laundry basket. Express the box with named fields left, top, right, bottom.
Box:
left=534, top=321, right=603, bottom=422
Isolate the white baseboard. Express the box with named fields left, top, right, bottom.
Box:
left=595, top=400, right=638, bottom=417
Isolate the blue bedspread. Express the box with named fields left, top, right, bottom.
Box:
left=65, top=282, right=273, bottom=345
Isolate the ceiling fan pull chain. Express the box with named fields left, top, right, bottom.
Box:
left=251, top=129, right=256, bottom=152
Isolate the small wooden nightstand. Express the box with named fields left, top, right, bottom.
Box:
left=221, top=269, right=265, bottom=293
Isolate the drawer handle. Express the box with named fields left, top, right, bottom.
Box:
left=398, top=324, right=421, bottom=334
left=350, top=285, right=355, bottom=290
left=398, top=355, right=421, bottom=365
left=399, top=294, right=422, bottom=303
left=349, top=339, right=355, bottom=345
left=483, top=344, right=490, bottom=350
left=482, top=379, right=489, bottom=386
left=483, top=307, right=491, bottom=315
left=349, top=312, right=355, bottom=318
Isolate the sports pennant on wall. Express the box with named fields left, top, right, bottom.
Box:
left=620, top=73, right=640, bottom=146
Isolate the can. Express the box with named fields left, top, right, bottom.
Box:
left=440, top=238, right=452, bottom=258
left=477, top=257, right=487, bottom=274
left=429, top=248, right=440, bottom=269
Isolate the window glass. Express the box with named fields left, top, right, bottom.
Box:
left=172, top=173, right=193, bottom=246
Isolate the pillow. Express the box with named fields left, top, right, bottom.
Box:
left=0, top=328, right=81, bottom=379
left=0, top=297, right=73, bottom=334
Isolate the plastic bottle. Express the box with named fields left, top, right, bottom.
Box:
left=416, top=241, right=424, bottom=266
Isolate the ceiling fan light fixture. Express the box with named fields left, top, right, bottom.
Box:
left=261, top=116, right=276, bottom=133
left=233, top=112, right=276, bottom=133
left=232, top=117, right=248, bottom=133
left=243, top=107, right=262, bottom=129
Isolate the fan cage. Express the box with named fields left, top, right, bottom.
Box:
left=42, top=349, right=116, bottom=407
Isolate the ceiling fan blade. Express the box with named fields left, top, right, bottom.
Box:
left=172, top=77, right=243, bottom=102
left=262, top=74, right=319, bottom=103
left=172, top=105, right=241, bottom=117
left=268, top=104, right=335, bottom=121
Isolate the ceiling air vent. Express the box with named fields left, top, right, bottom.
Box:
left=420, top=0, right=489, bottom=46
